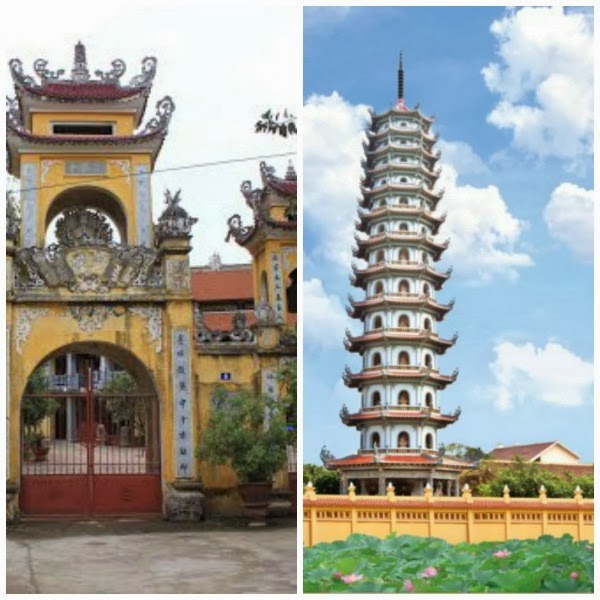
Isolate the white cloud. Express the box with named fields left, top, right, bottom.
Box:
left=437, top=140, right=488, bottom=176
left=304, top=92, right=371, bottom=269
left=304, top=278, right=349, bottom=349
left=544, top=183, right=593, bottom=261
left=482, top=6, right=593, bottom=160
left=489, top=341, right=593, bottom=411
left=437, top=163, right=533, bottom=283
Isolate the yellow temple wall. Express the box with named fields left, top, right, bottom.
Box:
left=303, top=489, right=594, bottom=547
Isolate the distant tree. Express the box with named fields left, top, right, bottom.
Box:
left=255, top=109, right=297, bottom=137
left=303, top=464, right=341, bottom=494
left=442, top=442, right=489, bottom=463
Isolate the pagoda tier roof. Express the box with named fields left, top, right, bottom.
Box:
left=370, top=104, right=435, bottom=125
left=344, top=328, right=457, bottom=354
left=366, top=123, right=438, bottom=143
left=365, top=161, right=441, bottom=183
left=350, top=261, right=451, bottom=290
left=365, top=142, right=441, bottom=163
left=353, top=232, right=449, bottom=260
left=6, top=96, right=174, bottom=175
left=361, top=182, right=443, bottom=204
left=340, top=406, right=459, bottom=427
left=346, top=293, right=454, bottom=321
left=356, top=206, right=446, bottom=234
left=328, top=452, right=468, bottom=471
left=342, top=365, right=458, bottom=389
left=226, top=161, right=297, bottom=249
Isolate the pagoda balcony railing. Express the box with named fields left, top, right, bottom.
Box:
left=361, top=231, right=439, bottom=244
left=360, top=405, right=440, bottom=414
left=372, top=140, right=420, bottom=152
left=362, top=327, right=434, bottom=337
left=359, top=447, right=426, bottom=456
left=358, top=260, right=442, bottom=272
left=361, top=205, right=443, bottom=220
left=368, top=161, right=435, bottom=176
left=362, top=365, right=423, bottom=374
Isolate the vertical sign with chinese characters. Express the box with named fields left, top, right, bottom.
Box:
left=172, top=328, right=193, bottom=478
left=262, top=368, right=278, bottom=426
left=270, top=252, right=285, bottom=324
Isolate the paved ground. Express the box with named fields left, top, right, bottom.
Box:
left=7, top=518, right=297, bottom=594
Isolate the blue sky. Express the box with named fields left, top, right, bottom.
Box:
left=303, top=6, right=594, bottom=464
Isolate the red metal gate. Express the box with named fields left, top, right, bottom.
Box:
left=20, top=368, right=161, bottom=516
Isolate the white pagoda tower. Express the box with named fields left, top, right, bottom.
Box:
left=327, top=55, right=466, bottom=496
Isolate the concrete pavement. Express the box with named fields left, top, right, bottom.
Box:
left=6, top=518, right=297, bottom=594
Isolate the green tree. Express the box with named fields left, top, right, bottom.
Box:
left=22, top=370, right=59, bottom=445
left=196, top=388, right=288, bottom=483
left=303, top=464, right=341, bottom=494
left=277, top=359, right=297, bottom=444
left=255, top=109, right=297, bottom=137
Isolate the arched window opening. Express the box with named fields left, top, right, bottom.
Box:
left=377, top=223, right=385, bottom=233
left=423, top=318, right=432, bottom=331
left=422, top=251, right=429, bottom=264
left=372, top=391, right=381, bottom=407
left=286, top=269, right=297, bottom=314
left=423, top=283, right=430, bottom=297
left=399, top=222, right=409, bottom=232
left=398, top=314, right=410, bottom=328
left=374, top=281, right=384, bottom=295
left=371, top=432, right=381, bottom=449
left=400, top=176, right=408, bottom=183
left=425, top=393, right=433, bottom=408
left=372, top=352, right=382, bottom=367
left=373, top=315, right=383, bottom=329
left=375, top=249, right=385, bottom=263
left=399, top=197, right=408, bottom=205
left=425, top=433, right=434, bottom=450
left=399, top=280, right=410, bottom=294
left=398, top=432, right=410, bottom=448
left=398, top=351, right=410, bottom=366
left=398, top=390, right=409, bottom=406
left=424, top=354, right=433, bottom=368
left=399, top=248, right=409, bottom=262
left=421, top=226, right=427, bottom=235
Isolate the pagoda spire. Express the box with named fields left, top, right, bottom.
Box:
left=397, top=52, right=404, bottom=102
left=71, top=41, right=90, bottom=82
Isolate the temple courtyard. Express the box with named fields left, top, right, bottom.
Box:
left=6, top=518, right=297, bottom=594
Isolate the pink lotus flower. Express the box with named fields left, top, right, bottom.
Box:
left=570, top=572, right=579, bottom=580
left=341, top=573, right=364, bottom=584
left=420, top=566, right=438, bottom=578
left=404, top=579, right=414, bottom=592
left=332, top=571, right=343, bottom=580
left=493, top=549, right=512, bottom=558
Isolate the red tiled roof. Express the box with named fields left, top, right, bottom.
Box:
left=267, top=178, right=297, bottom=196
left=203, top=311, right=257, bottom=331
left=488, top=442, right=573, bottom=462
left=331, top=453, right=471, bottom=469
left=22, top=81, right=146, bottom=101
left=191, top=266, right=253, bottom=302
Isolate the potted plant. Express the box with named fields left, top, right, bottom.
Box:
left=195, top=388, right=288, bottom=522
left=22, top=370, right=58, bottom=462
left=277, top=359, right=297, bottom=513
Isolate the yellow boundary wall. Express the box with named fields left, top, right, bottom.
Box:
left=303, top=483, right=593, bottom=546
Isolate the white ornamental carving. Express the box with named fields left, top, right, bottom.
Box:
left=166, top=259, right=191, bottom=290
left=41, top=160, right=62, bottom=184
left=109, top=159, right=131, bottom=184
left=68, top=306, right=115, bottom=333
left=15, top=308, right=48, bottom=354
left=129, top=306, right=163, bottom=352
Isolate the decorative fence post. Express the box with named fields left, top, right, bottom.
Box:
left=503, top=485, right=511, bottom=540
left=305, top=481, right=316, bottom=547
left=348, top=482, right=357, bottom=535
left=574, top=485, right=584, bottom=540
left=424, top=483, right=434, bottom=536
left=462, top=484, right=473, bottom=543
left=387, top=482, right=396, bottom=535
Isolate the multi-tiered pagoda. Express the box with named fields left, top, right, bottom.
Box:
left=327, top=56, right=467, bottom=497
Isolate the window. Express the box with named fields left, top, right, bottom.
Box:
left=400, top=177, right=407, bottom=183
left=399, top=280, right=410, bottom=294
left=376, top=250, right=385, bottom=263
left=398, top=432, right=410, bottom=448
left=399, top=248, right=409, bottom=262
left=398, top=391, right=409, bottom=406
left=373, top=315, right=383, bottom=329
left=398, top=314, right=409, bottom=328
left=377, top=224, right=385, bottom=234
left=423, top=318, right=432, bottom=331
left=423, top=283, right=430, bottom=297
left=399, top=222, right=409, bottom=232
left=372, top=391, right=381, bottom=407
left=424, top=354, right=433, bottom=368
left=371, top=432, right=381, bottom=448
left=422, top=251, right=429, bottom=264
left=425, top=393, right=433, bottom=408
left=398, top=351, right=409, bottom=366
left=53, top=123, right=114, bottom=136
left=372, top=352, right=382, bottom=367
left=286, top=269, right=297, bottom=314
left=399, top=197, right=408, bottom=205
left=425, top=433, right=434, bottom=450
left=374, top=281, right=384, bottom=295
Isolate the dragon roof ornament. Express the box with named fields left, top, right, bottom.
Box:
left=9, top=43, right=157, bottom=90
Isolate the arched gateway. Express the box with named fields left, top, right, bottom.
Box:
left=20, top=343, right=161, bottom=515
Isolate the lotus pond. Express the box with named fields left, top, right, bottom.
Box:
left=304, top=534, right=593, bottom=593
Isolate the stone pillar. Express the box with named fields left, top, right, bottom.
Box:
left=412, top=480, right=424, bottom=496
left=378, top=473, right=386, bottom=495
left=360, top=479, right=367, bottom=495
